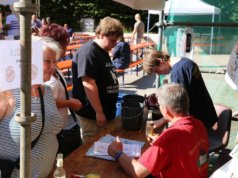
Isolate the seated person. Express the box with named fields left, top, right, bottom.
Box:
left=31, top=14, right=42, bottom=30
left=108, top=83, right=209, bottom=178
left=0, top=37, right=64, bottom=178
left=64, top=23, right=74, bottom=38
left=112, top=36, right=131, bottom=69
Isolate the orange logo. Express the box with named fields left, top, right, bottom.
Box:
left=5, top=66, right=15, bottom=82
left=32, top=64, right=38, bottom=79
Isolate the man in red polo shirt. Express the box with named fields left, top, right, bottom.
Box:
left=108, top=83, right=209, bottom=178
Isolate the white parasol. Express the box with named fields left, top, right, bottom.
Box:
left=112, top=0, right=165, bottom=10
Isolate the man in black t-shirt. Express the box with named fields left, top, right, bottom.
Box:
left=72, top=17, right=123, bottom=143
left=143, top=50, right=218, bottom=130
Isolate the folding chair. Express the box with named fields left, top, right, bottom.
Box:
left=208, top=104, right=232, bottom=153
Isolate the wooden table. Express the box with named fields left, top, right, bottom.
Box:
left=48, top=118, right=149, bottom=178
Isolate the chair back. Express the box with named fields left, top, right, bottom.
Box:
left=208, top=104, right=232, bottom=153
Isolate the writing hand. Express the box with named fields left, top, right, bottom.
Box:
left=108, top=136, right=123, bottom=157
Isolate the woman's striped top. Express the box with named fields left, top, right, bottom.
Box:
left=0, top=85, right=64, bottom=178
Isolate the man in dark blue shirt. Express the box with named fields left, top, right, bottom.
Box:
left=64, top=23, right=74, bottom=38
left=112, top=36, right=131, bottom=69
left=31, top=14, right=42, bottom=29
left=143, top=50, right=218, bottom=130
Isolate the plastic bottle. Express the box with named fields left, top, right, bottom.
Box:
left=54, top=153, right=66, bottom=178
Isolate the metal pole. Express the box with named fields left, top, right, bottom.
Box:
left=158, top=11, right=164, bottom=51
left=162, top=22, right=238, bottom=27
left=13, top=1, right=36, bottom=178
left=147, top=12, right=150, bottom=42
left=209, top=14, right=215, bottom=55
left=36, top=0, right=40, bottom=17
left=155, top=10, right=164, bottom=89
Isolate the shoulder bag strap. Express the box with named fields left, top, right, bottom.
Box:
left=16, top=86, right=45, bottom=169
left=31, top=86, right=45, bottom=147
left=56, top=69, right=77, bottom=122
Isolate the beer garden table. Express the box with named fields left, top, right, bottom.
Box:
left=48, top=117, right=149, bottom=178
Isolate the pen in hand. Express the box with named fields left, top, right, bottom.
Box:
left=116, top=136, right=120, bottom=142
left=116, top=136, right=123, bottom=151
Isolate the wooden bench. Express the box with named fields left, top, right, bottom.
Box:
left=115, top=59, right=144, bottom=88
left=66, top=44, right=83, bottom=51
left=64, top=44, right=83, bottom=59
left=57, top=60, right=72, bottom=70
left=56, top=60, right=73, bottom=91
left=56, top=58, right=144, bottom=90
left=193, top=43, right=224, bottom=47
left=72, top=35, right=95, bottom=42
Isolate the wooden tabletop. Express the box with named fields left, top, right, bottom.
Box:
left=48, top=118, right=149, bottom=178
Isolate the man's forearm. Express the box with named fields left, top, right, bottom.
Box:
left=117, top=153, right=150, bottom=178
left=82, top=77, right=103, bottom=113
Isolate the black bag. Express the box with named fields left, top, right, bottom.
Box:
left=0, top=159, right=17, bottom=178
left=57, top=121, right=82, bottom=156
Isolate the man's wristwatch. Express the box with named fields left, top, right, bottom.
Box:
left=114, top=151, right=123, bottom=161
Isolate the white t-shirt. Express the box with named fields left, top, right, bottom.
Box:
left=6, top=14, right=20, bottom=37
left=45, top=74, right=68, bottom=126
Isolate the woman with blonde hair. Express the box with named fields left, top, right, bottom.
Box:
left=0, top=37, right=64, bottom=178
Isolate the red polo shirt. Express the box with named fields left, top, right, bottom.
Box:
left=139, top=116, right=209, bottom=178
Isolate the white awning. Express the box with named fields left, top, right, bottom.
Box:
left=149, top=0, right=221, bottom=15
left=113, top=0, right=165, bottom=10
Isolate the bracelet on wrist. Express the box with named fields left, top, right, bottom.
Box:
left=114, top=151, right=123, bottom=161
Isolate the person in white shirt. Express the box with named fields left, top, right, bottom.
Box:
left=4, top=8, right=20, bottom=40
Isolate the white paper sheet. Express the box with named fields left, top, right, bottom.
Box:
left=225, top=40, right=238, bottom=91
left=210, top=145, right=238, bottom=178
left=86, top=134, right=145, bottom=161
left=0, top=40, right=43, bottom=91
left=93, top=141, right=141, bottom=157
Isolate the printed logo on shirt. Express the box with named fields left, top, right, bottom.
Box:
left=197, top=150, right=209, bottom=167
left=105, top=62, right=114, bottom=68
left=107, top=84, right=119, bottom=94
left=110, top=70, right=117, bottom=84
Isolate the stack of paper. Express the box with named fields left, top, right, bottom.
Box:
left=93, top=141, right=141, bottom=157
left=86, top=134, right=145, bottom=161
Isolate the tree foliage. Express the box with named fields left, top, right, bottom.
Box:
left=205, top=0, right=238, bottom=22
left=40, top=0, right=238, bottom=32
left=40, top=0, right=149, bottom=31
